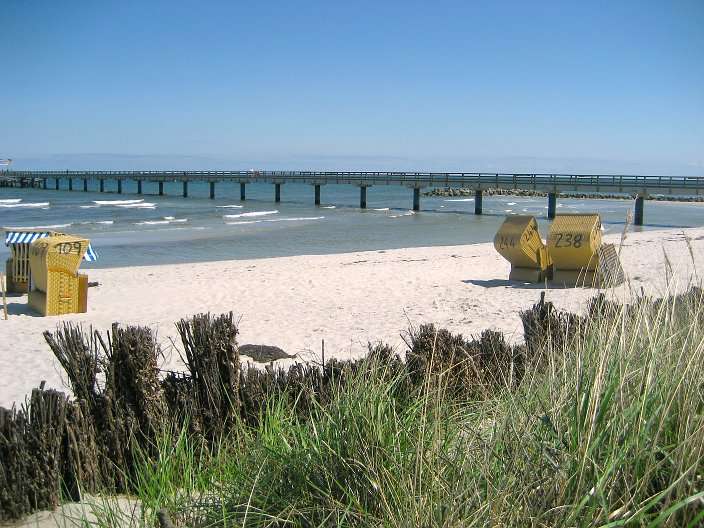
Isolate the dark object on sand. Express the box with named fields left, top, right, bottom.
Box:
left=239, top=344, right=294, bottom=362
left=157, top=508, right=175, bottom=528
left=88, top=281, right=100, bottom=288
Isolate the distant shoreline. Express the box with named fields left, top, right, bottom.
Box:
left=425, top=187, right=704, bottom=202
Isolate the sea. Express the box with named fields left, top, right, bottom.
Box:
left=1, top=179, right=703, bottom=269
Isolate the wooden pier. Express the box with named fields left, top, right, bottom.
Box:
left=3, top=170, right=704, bottom=225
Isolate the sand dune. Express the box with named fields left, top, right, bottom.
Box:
left=1, top=226, right=701, bottom=408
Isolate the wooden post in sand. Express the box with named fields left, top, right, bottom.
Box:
left=1, top=273, right=7, bottom=320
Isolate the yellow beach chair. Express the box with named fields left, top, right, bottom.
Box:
left=28, top=235, right=90, bottom=316
left=547, top=214, right=623, bottom=287
left=494, top=215, right=552, bottom=282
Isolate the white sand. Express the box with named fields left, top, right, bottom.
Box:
left=1, top=227, right=702, bottom=409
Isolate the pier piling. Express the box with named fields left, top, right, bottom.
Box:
left=360, top=186, right=367, bottom=209
left=209, top=182, right=215, bottom=199
left=159, top=182, right=164, bottom=195
left=68, top=178, right=73, bottom=191
left=43, top=178, right=47, bottom=190
left=137, top=180, right=142, bottom=194
left=55, top=178, right=60, bottom=190
left=475, top=190, right=483, bottom=215
left=83, top=179, right=88, bottom=192
left=413, top=188, right=420, bottom=211
left=275, top=183, right=281, bottom=202
left=117, top=180, right=122, bottom=194
left=240, top=182, right=246, bottom=200
left=635, top=195, right=645, bottom=226
left=183, top=181, right=189, bottom=198
left=314, top=184, right=321, bottom=205
left=100, top=179, right=105, bottom=193
left=548, top=192, right=557, bottom=219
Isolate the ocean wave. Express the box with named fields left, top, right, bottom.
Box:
left=444, top=198, right=474, bottom=202
left=93, top=199, right=144, bottom=205
left=4, top=223, right=72, bottom=229
left=79, top=205, right=101, bottom=209
left=0, top=199, right=22, bottom=204
left=79, top=220, right=114, bottom=225
left=0, top=202, right=50, bottom=208
left=136, top=220, right=169, bottom=225
left=226, top=216, right=324, bottom=226
left=135, top=217, right=188, bottom=226
left=373, top=208, right=390, bottom=211
left=388, top=211, right=416, bottom=218
left=223, top=210, right=278, bottom=219
left=321, top=205, right=336, bottom=209
left=216, top=204, right=244, bottom=209
left=116, top=202, right=157, bottom=209
left=506, top=202, right=517, bottom=206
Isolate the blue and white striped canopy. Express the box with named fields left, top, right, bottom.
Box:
left=4, top=231, right=99, bottom=262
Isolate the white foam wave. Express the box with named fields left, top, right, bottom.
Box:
left=506, top=202, right=517, bottom=206
left=135, top=217, right=188, bottom=226
left=444, top=198, right=474, bottom=202
left=389, top=211, right=416, bottom=218
left=79, top=220, right=114, bottom=225
left=80, top=205, right=101, bottom=209
left=216, top=204, right=244, bottom=209
left=116, top=202, right=156, bottom=209
left=5, top=223, right=72, bottom=229
left=136, top=220, right=169, bottom=225
left=321, top=205, right=336, bottom=209
left=226, top=216, right=324, bottom=226
left=0, top=202, right=50, bottom=208
left=373, top=208, right=389, bottom=211
left=223, top=210, right=278, bottom=219
left=93, top=199, right=144, bottom=205
left=0, top=199, right=22, bottom=204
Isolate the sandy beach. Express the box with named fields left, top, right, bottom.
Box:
left=1, top=226, right=702, bottom=409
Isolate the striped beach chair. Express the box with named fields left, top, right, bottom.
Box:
left=3, top=229, right=98, bottom=293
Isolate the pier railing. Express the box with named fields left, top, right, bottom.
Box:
left=3, top=170, right=704, bottom=193
left=3, top=170, right=704, bottom=225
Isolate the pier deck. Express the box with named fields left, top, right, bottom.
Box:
left=3, top=170, right=704, bottom=225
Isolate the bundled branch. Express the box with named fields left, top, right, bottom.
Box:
left=0, top=292, right=626, bottom=521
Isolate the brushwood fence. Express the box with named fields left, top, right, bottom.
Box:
left=3, top=291, right=685, bottom=521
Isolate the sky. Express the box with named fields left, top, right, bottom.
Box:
left=1, top=0, right=703, bottom=174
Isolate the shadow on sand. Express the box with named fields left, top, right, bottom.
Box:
left=463, top=279, right=574, bottom=290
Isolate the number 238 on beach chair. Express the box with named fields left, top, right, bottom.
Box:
left=547, top=214, right=624, bottom=287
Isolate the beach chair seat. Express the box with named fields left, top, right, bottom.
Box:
left=494, top=215, right=552, bottom=282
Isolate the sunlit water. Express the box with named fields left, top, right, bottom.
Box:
left=2, top=180, right=703, bottom=268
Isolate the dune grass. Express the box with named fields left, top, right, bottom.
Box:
left=66, top=288, right=704, bottom=527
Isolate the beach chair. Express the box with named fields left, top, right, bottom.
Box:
left=493, top=215, right=552, bottom=282
left=547, top=214, right=624, bottom=287
left=27, top=235, right=90, bottom=316
left=3, top=228, right=98, bottom=293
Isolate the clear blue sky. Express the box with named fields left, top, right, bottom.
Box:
left=2, top=1, right=703, bottom=173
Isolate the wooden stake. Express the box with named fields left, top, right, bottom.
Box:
left=1, top=272, right=7, bottom=320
